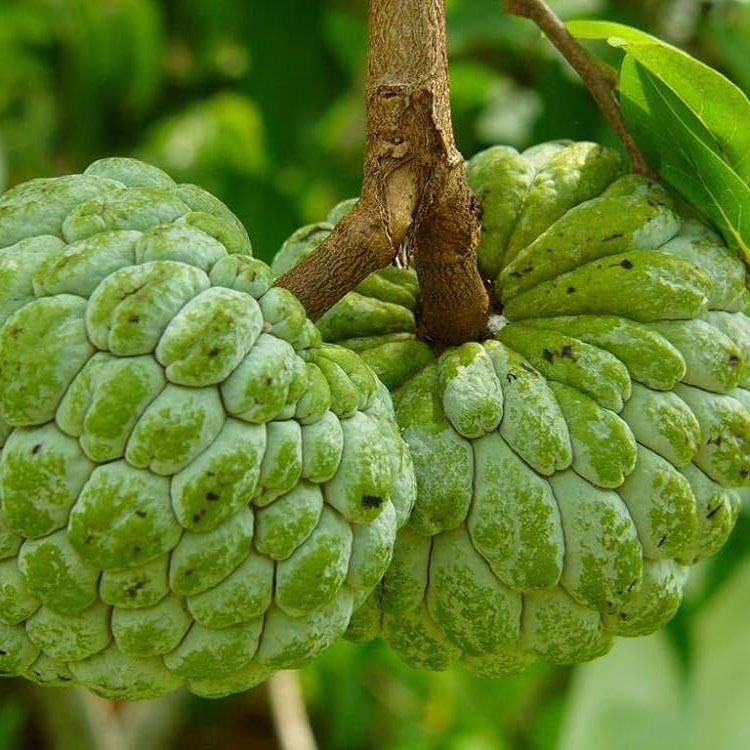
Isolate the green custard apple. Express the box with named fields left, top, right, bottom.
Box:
left=272, top=140, right=749, bottom=676
left=0, top=158, right=416, bottom=699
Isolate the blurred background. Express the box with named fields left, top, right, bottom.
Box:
left=2, top=0, right=750, bottom=748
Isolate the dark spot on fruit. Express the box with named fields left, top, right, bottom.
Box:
left=184, top=569, right=193, bottom=577
left=206, top=491, right=219, bottom=501
left=192, top=510, right=206, bottom=523
left=708, top=435, right=723, bottom=447
left=506, top=373, right=518, bottom=383
left=542, top=348, right=554, bottom=364
left=510, top=271, right=523, bottom=279
left=127, top=581, right=146, bottom=598
left=58, top=675, right=72, bottom=681
left=627, top=579, right=638, bottom=592
left=619, top=612, right=629, bottom=620
left=0, top=650, right=6, bottom=656
left=620, top=259, right=633, bottom=269
left=31, top=444, right=42, bottom=455
left=546, top=248, right=552, bottom=253
left=362, top=495, right=382, bottom=509
left=208, top=347, right=220, bottom=358
left=657, top=535, right=667, bottom=548
left=729, top=355, right=740, bottom=367
left=707, top=505, right=721, bottom=519
left=603, top=233, right=624, bottom=242
left=567, top=287, right=576, bottom=294
left=741, top=467, right=749, bottom=479
left=522, top=265, right=534, bottom=274
left=135, top=510, right=147, bottom=518
left=560, top=345, right=574, bottom=359
left=207, top=471, right=215, bottom=477
left=133, top=545, right=141, bottom=554
left=129, top=315, right=140, bottom=324
left=265, top=377, right=273, bottom=386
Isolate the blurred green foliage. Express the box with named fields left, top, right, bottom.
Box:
left=3, top=0, right=750, bottom=262
left=2, top=1, right=750, bottom=748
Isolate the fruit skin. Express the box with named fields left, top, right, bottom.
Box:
left=275, top=140, right=749, bottom=677
left=0, top=158, right=415, bottom=700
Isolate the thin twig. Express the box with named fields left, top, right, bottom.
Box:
left=120, top=690, right=189, bottom=750
left=79, top=693, right=128, bottom=750
left=502, top=0, right=656, bottom=177
left=268, top=671, right=317, bottom=750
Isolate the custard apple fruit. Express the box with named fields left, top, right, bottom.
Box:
left=0, top=158, right=415, bottom=699
left=273, top=141, right=749, bottom=676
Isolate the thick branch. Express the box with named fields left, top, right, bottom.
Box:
left=503, top=0, right=656, bottom=178
left=278, top=0, right=490, bottom=345
left=413, top=160, right=488, bottom=345
left=276, top=203, right=394, bottom=321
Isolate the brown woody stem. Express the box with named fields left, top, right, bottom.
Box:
left=276, top=203, right=394, bottom=322
left=502, top=0, right=656, bottom=178
left=277, top=0, right=490, bottom=346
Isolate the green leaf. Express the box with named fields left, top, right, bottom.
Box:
left=557, top=555, right=750, bottom=750
left=567, top=20, right=750, bottom=182
left=689, top=560, right=750, bottom=750
left=627, top=45, right=750, bottom=182
left=557, top=633, right=686, bottom=750
left=566, top=19, right=661, bottom=48
left=620, top=56, right=750, bottom=261
left=567, top=18, right=750, bottom=258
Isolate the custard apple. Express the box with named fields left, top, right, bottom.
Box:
left=273, top=141, right=749, bottom=676
left=0, top=158, right=416, bottom=699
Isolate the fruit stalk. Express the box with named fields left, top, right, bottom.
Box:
left=502, top=0, right=655, bottom=178
left=277, top=0, right=490, bottom=346
left=268, top=671, right=318, bottom=750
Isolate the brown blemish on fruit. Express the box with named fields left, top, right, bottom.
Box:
left=362, top=495, right=383, bottom=509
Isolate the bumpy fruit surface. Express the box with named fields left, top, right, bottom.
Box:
left=274, top=141, right=749, bottom=676
left=0, top=158, right=415, bottom=699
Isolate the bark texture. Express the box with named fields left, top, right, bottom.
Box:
left=277, top=0, right=490, bottom=346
